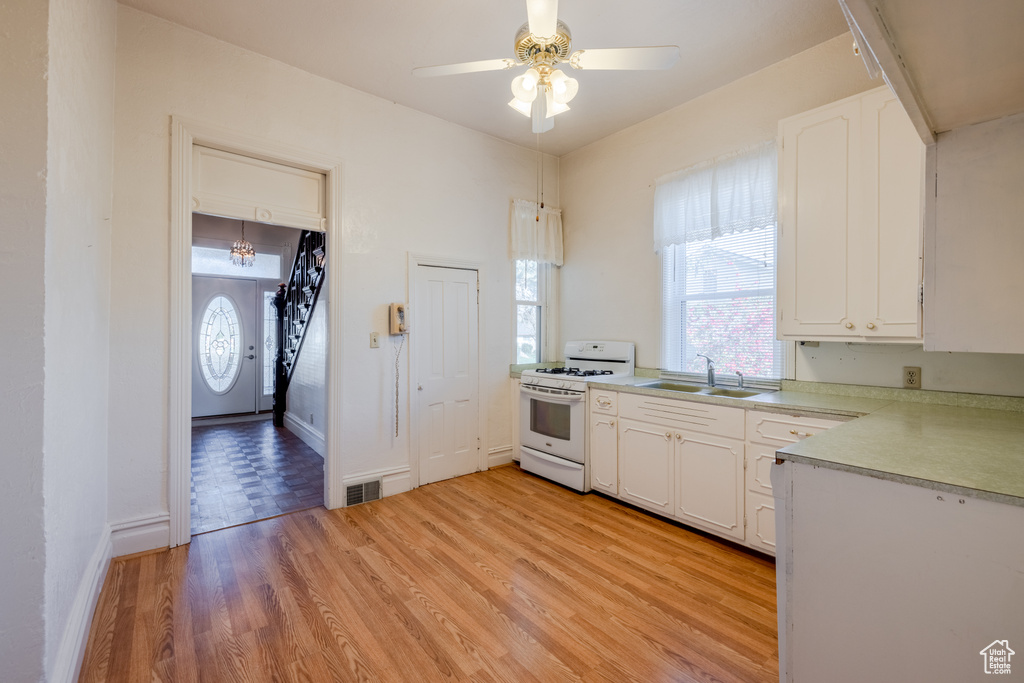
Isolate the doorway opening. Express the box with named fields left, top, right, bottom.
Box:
left=189, top=214, right=326, bottom=534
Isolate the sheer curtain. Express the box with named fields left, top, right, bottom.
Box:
left=654, top=141, right=777, bottom=250
left=510, top=198, right=562, bottom=361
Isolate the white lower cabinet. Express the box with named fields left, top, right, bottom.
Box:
left=744, top=411, right=848, bottom=555
left=618, top=417, right=674, bottom=515
left=676, top=432, right=745, bottom=542
left=589, top=390, right=619, bottom=495
left=588, top=390, right=848, bottom=555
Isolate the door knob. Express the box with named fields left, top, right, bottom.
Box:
left=245, top=354, right=255, bottom=360
left=418, top=385, right=424, bottom=391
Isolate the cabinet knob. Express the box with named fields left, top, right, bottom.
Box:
left=609, top=420, right=615, bottom=427
left=675, top=433, right=682, bottom=441
left=845, top=322, right=854, bottom=329
left=665, top=432, right=672, bottom=440
left=866, top=322, right=876, bottom=330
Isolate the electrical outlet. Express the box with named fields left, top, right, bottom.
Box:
left=370, top=332, right=380, bottom=348
left=903, top=366, right=922, bottom=389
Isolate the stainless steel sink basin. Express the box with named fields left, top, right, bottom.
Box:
left=637, top=380, right=770, bottom=399
left=703, top=387, right=764, bottom=398
left=636, top=380, right=703, bottom=393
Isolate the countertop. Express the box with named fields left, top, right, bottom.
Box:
left=579, top=374, right=1024, bottom=507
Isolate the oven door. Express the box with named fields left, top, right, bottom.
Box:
left=519, top=384, right=585, bottom=463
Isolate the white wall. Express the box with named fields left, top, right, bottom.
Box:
left=559, top=33, right=1024, bottom=396
left=287, top=277, right=328, bottom=455
left=108, top=6, right=557, bottom=540
left=43, top=0, right=116, bottom=678
left=0, top=2, right=50, bottom=679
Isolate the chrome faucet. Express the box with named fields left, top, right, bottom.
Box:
left=696, top=354, right=715, bottom=387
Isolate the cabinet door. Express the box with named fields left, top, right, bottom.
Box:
left=589, top=412, right=618, bottom=495
left=746, top=489, right=776, bottom=555
left=618, top=418, right=674, bottom=515
left=778, top=96, right=860, bottom=338
left=676, top=432, right=745, bottom=541
left=861, top=88, right=924, bottom=339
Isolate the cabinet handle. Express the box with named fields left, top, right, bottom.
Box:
left=866, top=322, right=876, bottom=330
left=789, top=429, right=814, bottom=437
left=845, top=322, right=854, bottom=329
left=597, top=398, right=612, bottom=406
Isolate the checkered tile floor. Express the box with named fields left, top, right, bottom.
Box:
left=190, top=418, right=324, bottom=535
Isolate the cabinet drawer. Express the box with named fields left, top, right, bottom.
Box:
left=746, top=411, right=847, bottom=446
left=619, top=393, right=744, bottom=438
left=590, top=389, right=618, bottom=415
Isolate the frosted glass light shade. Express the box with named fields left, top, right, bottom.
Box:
left=508, top=97, right=533, bottom=117
left=511, top=68, right=541, bottom=102
left=544, top=88, right=570, bottom=118
left=548, top=69, right=579, bottom=104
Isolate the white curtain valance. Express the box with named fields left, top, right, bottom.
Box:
left=653, top=141, right=778, bottom=251
left=509, top=198, right=563, bottom=266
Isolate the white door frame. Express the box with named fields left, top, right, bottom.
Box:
left=170, top=117, right=345, bottom=547
left=408, top=253, right=488, bottom=488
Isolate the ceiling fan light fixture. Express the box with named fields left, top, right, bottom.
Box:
left=508, top=97, right=533, bottom=117
left=544, top=87, right=570, bottom=118
left=548, top=69, right=579, bottom=104
left=511, top=68, right=541, bottom=102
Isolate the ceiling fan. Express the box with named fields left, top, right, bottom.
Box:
left=413, top=0, right=680, bottom=133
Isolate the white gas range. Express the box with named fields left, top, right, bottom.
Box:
left=519, top=341, right=635, bottom=491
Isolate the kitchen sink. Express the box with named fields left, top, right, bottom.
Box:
left=636, top=380, right=770, bottom=399
left=636, top=380, right=704, bottom=393
left=703, top=387, right=764, bottom=398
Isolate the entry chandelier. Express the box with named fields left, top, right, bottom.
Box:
left=229, top=221, right=255, bottom=267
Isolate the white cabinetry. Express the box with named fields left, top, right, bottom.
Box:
left=589, top=389, right=618, bottom=495
left=618, top=394, right=744, bottom=536
left=778, top=86, right=924, bottom=342
left=744, top=411, right=847, bottom=555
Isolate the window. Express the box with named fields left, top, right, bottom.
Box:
left=198, top=295, right=243, bottom=393
left=191, top=244, right=282, bottom=280
left=515, top=259, right=542, bottom=364
left=262, top=291, right=277, bottom=396
left=656, top=142, right=786, bottom=381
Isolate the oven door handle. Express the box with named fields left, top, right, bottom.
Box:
left=522, top=446, right=583, bottom=469
left=520, top=384, right=585, bottom=402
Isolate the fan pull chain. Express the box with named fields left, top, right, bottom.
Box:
left=395, top=334, right=405, bottom=438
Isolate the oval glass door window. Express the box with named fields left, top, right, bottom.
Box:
left=199, top=295, right=243, bottom=394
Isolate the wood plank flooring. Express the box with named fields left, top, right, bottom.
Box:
left=80, top=465, right=778, bottom=682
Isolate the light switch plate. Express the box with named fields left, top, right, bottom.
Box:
left=370, top=332, right=380, bottom=348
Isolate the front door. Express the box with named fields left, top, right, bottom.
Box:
left=192, top=276, right=259, bottom=417
left=416, top=265, right=480, bottom=484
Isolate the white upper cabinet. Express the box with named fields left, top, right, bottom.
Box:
left=777, top=87, right=925, bottom=342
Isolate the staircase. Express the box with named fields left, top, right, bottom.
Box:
left=272, top=230, right=326, bottom=427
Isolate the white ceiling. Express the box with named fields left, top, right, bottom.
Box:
left=119, top=0, right=851, bottom=156
left=875, top=0, right=1024, bottom=134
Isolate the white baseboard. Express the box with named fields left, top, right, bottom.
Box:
left=51, top=526, right=112, bottom=683
left=110, top=513, right=170, bottom=557
left=488, top=445, right=514, bottom=468
left=284, top=411, right=326, bottom=457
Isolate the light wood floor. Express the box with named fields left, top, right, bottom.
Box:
left=80, top=465, right=778, bottom=682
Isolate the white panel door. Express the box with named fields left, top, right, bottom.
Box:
left=416, top=266, right=480, bottom=485
left=192, top=276, right=259, bottom=417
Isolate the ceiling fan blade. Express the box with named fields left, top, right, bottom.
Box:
left=413, top=58, right=519, bottom=78
left=526, top=0, right=558, bottom=39
left=569, top=46, right=680, bottom=71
